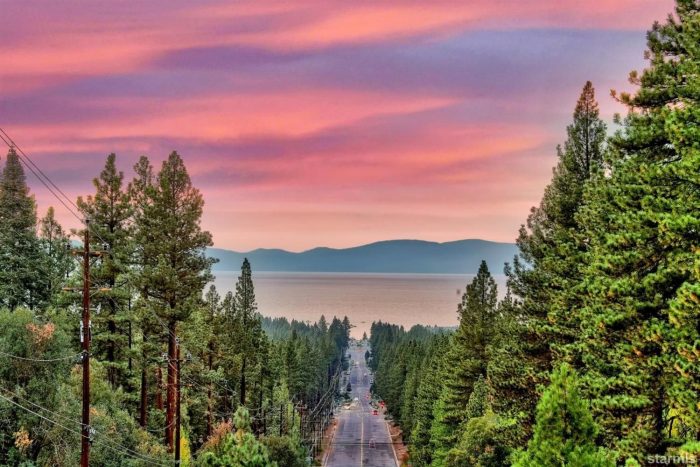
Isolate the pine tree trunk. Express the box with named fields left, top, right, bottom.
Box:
left=257, top=371, right=264, bottom=435
left=107, top=316, right=117, bottom=386
left=240, top=357, right=247, bottom=405
left=156, top=367, right=164, bottom=410
left=140, top=332, right=149, bottom=427
left=652, top=378, right=666, bottom=454
left=166, top=322, right=177, bottom=451
left=206, top=351, right=213, bottom=437
left=128, top=320, right=132, bottom=373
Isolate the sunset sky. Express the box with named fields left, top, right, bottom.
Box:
left=1, top=1, right=674, bottom=251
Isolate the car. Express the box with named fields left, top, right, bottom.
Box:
left=373, top=409, right=378, bottom=415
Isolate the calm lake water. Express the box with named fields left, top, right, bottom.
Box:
left=212, top=272, right=508, bottom=338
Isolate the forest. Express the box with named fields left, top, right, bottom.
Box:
left=0, top=147, right=351, bottom=465
left=369, top=2, right=700, bottom=465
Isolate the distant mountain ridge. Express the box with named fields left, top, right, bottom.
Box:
left=208, top=239, right=518, bottom=274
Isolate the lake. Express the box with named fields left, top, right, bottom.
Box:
left=212, top=272, right=508, bottom=338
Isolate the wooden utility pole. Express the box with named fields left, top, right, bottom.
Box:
left=63, top=221, right=107, bottom=466
left=80, top=225, right=91, bottom=467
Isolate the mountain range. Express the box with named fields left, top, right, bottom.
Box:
left=208, top=239, right=518, bottom=274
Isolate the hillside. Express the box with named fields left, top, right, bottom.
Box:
left=208, top=239, right=518, bottom=274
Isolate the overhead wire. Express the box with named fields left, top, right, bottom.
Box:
left=0, top=349, right=83, bottom=363
left=0, top=131, right=82, bottom=224
left=0, top=386, right=171, bottom=465
left=0, top=128, right=81, bottom=215
left=0, top=128, right=110, bottom=248
left=0, top=388, right=171, bottom=466
left=0, top=383, right=173, bottom=463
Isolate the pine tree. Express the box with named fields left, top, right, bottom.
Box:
left=317, top=315, right=328, bottom=334
left=233, top=258, right=263, bottom=406
left=179, top=285, right=224, bottom=447
left=410, top=335, right=449, bottom=466
left=38, top=207, right=73, bottom=303
left=503, top=81, right=607, bottom=441
left=203, top=285, right=222, bottom=438
left=399, top=346, right=423, bottom=437
left=0, top=148, right=46, bottom=310
left=486, top=280, right=527, bottom=416
left=77, top=153, right=133, bottom=387
left=572, top=0, right=700, bottom=457
left=283, top=332, right=305, bottom=399
left=128, top=155, right=161, bottom=427
left=430, top=261, right=498, bottom=465
left=512, top=365, right=614, bottom=467
left=133, top=152, right=215, bottom=449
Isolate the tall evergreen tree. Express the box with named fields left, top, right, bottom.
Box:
left=38, top=207, right=73, bottom=303
left=234, top=258, right=263, bottom=406
left=128, top=155, right=161, bottom=427
left=572, top=0, right=700, bottom=457
left=0, top=148, right=46, bottom=310
left=77, top=153, right=133, bottom=387
left=409, top=335, right=449, bottom=466
left=503, top=81, right=607, bottom=441
left=430, top=261, right=498, bottom=465
left=133, top=152, right=215, bottom=449
left=203, top=285, right=222, bottom=437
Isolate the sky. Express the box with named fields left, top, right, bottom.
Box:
left=1, top=1, right=675, bottom=251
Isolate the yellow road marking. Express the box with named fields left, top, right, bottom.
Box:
left=360, top=412, right=365, bottom=467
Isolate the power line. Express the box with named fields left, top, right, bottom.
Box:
left=310, top=366, right=341, bottom=418
left=0, top=349, right=83, bottom=363
left=0, top=386, right=170, bottom=465
left=0, top=385, right=82, bottom=428
left=0, top=128, right=111, bottom=249
left=0, top=389, right=171, bottom=466
left=0, top=128, right=81, bottom=215
left=0, top=132, right=83, bottom=223
left=0, top=386, right=174, bottom=465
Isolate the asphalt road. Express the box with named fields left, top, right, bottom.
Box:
left=324, top=343, right=398, bottom=467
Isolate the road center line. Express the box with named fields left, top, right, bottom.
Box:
left=360, top=405, right=365, bottom=467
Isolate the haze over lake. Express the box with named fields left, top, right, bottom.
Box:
left=213, top=271, right=508, bottom=338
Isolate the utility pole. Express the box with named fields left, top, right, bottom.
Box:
left=80, top=224, right=91, bottom=467
left=63, top=220, right=108, bottom=467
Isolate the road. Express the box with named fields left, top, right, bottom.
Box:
left=324, top=343, right=398, bottom=467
